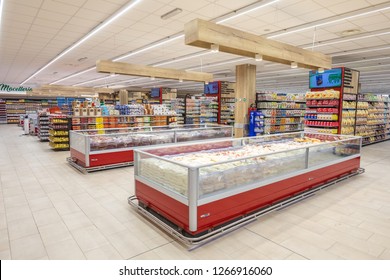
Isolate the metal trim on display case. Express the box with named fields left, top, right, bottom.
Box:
left=188, top=168, right=199, bottom=232
left=135, top=176, right=189, bottom=205
left=197, top=154, right=360, bottom=206
left=128, top=167, right=364, bottom=250
left=67, top=157, right=134, bottom=173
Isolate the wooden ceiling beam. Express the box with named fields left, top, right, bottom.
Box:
left=39, top=84, right=114, bottom=94
left=96, top=60, right=213, bottom=83
left=185, top=19, right=332, bottom=70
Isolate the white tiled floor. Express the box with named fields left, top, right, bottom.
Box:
left=1, top=124, right=390, bottom=260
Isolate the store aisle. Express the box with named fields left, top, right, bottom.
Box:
left=1, top=124, right=390, bottom=260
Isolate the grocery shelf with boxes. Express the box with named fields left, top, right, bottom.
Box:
left=6, top=99, right=26, bottom=124
left=37, top=111, right=50, bottom=141
left=68, top=124, right=233, bottom=173
left=256, top=92, right=306, bottom=134
left=356, top=94, right=390, bottom=145
left=130, top=132, right=363, bottom=247
left=0, top=99, right=6, bottom=124
left=48, top=114, right=71, bottom=150
left=184, top=96, right=201, bottom=125
left=71, top=102, right=177, bottom=130
left=305, top=67, right=360, bottom=135
left=2, top=98, right=58, bottom=125
left=219, top=81, right=236, bottom=126
left=162, top=88, right=184, bottom=125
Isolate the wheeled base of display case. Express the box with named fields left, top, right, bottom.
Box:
left=67, top=156, right=133, bottom=173
left=129, top=166, right=364, bottom=250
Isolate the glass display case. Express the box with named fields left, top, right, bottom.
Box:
left=68, top=124, right=233, bottom=172
left=132, top=132, right=362, bottom=240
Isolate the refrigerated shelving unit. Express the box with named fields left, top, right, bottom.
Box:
left=68, top=124, right=233, bottom=173
left=129, top=132, right=363, bottom=248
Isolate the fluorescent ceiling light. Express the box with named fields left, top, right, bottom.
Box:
left=331, top=45, right=390, bottom=57
left=256, top=72, right=307, bottom=80
left=303, top=30, right=390, bottom=49
left=161, top=8, right=182, bottom=20
left=44, top=0, right=278, bottom=87
left=216, top=0, right=279, bottom=24
left=153, top=51, right=210, bottom=67
left=334, top=56, right=390, bottom=66
left=360, top=78, right=390, bottom=83
left=73, top=74, right=118, bottom=86
left=50, top=67, right=96, bottom=85
left=353, top=63, right=390, bottom=70
left=50, top=34, right=183, bottom=85
left=267, top=3, right=390, bottom=39
left=0, top=0, right=4, bottom=26
left=93, top=77, right=146, bottom=88
left=290, top=62, right=298, bottom=68
left=21, top=0, right=142, bottom=85
left=186, top=57, right=250, bottom=71
left=114, top=33, right=184, bottom=61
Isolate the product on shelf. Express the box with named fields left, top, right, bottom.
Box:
left=220, top=81, right=236, bottom=126
left=356, top=94, right=390, bottom=145
left=305, top=89, right=340, bottom=100
left=199, top=97, right=218, bottom=124
left=37, top=111, right=50, bottom=141
left=49, top=114, right=70, bottom=150
left=305, top=90, right=342, bottom=134
left=256, top=92, right=306, bottom=135
left=0, top=99, right=6, bottom=124
left=184, top=97, right=201, bottom=125
left=220, top=97, right=235, bottom=125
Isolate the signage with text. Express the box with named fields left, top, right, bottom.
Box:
left=309, top=68, right=342, bottom=89
left=0, top=83, right=33, bottom=94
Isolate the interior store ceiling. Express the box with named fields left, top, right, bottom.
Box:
left=1, top=0, right=390, bottom=94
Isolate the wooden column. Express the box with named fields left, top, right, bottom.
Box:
left=119, top=89, right=128, bottom=105
left=235, top=64, right=256, bottom=137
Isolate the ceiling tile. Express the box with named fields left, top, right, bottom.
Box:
left=296, top=8, right=336, bottom=22
left=82, top=0, right=122, bottom=13
left=36, top=9, right=73, bottom=23
left=282, top=0, right=325, bottom=17
left=53, top=0, right=88, bottom=6
left=3, top=12, right=36, bottom=24
left=135, top=0, right=169, bottom=14
left=191, top=4, right=230, bottom=19
left=9, top=0, right=44, bottom=8
left=326, top=0, right=372, bottom=14
left=4, top=2, right=39, bottom=16
left=169, top=0, right=210, bottom=12
left=41, top=0, right=81, bottom=16
left=215, top=0, right=257, bottom=10
left=33, top=18, right=66, bottom=29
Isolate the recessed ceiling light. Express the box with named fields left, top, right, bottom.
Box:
left=161, top=8, right=182, bottom=20
left=77, top=57, right=88, bottom=62
left=339, top=29, right=361, bottom=37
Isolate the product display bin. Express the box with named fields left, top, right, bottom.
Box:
left=68, top=124, right=233, bottom=172
left=132, top=132, right=362, bottom=240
